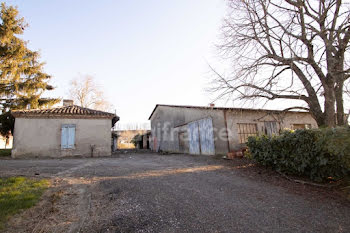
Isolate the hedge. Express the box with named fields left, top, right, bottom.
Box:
left=246, top=127, right=350, bottom=182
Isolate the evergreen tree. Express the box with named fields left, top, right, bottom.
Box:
left=0, top=3, right=59, bottom=136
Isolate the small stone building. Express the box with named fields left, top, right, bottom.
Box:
left=11, top=101, right=119, bottom=158
left=148, top=104, right=317, bottom=155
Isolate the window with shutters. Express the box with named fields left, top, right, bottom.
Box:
left=237, top=123, right=258, bottom=144
left=61, top=124, right=76, bottom=149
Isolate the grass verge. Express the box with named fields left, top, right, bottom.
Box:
left=0, top=149, right=11, bottom=157
left=0, top=177, right=49, bottom=229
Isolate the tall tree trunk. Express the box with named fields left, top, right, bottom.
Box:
left=335, top=80, right=345, bottom=126
left=334, top=56, right=345, bottom=126
left=324, top=85, right=336, bottom=127
left=309, top=110, right=326, bottom=127
left=307, top=98, right=326, bottom=127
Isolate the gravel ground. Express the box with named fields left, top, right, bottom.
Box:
left=0, top=152, right=349, bottom=233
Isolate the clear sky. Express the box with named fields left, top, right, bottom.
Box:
left=4, top=0, right=228, bottom=127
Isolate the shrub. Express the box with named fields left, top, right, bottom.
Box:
left=246, top=127, right=350, bottom=182
left=0, top=149, right=11, bottom=157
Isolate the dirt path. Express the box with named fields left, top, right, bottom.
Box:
left=1, top=153, right=349, bottom=232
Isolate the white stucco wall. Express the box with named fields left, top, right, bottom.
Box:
left=12, top=117, right=112, bottom=158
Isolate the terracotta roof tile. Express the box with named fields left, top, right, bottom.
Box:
left=12, top=105, right=118, bottom=119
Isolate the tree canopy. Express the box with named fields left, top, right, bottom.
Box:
left=69, top=75, right=113, bottom=112
left=0, top=3, right=59, bottom=136
left=212, top=0, right=350, bottom=127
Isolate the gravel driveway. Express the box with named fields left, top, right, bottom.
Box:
left=0, top=153, right=349, bottom=233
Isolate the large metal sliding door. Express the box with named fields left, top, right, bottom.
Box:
left=187, top=118, right=215, bottom=155
left=188, top=121, right=200, bottom=154
left=198, top=118, right=215, bottom=155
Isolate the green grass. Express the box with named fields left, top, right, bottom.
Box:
left=0, top=149, right=11, bottom=157
left=0, top=177, right=49, bottom=229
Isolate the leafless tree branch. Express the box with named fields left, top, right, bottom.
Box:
left=210, top=0, right=350, bottom=126
left=69, top=75, right=113, bottom=112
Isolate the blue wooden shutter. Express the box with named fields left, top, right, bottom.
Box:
left=67, top=125, right=75, bottom=148
left=61, top=125, right=76, bottom=149
left=61, top=126, right=68, bottom=149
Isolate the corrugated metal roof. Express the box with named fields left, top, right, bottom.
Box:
left=148, top=104, right=310, bottom=120
left=12, top=105, right=118, bottom=119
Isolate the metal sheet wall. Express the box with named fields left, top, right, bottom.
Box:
left=188, top=121, right=200, bottom=154
left=198, top=118, right=215, bottom=155
left=187, top=118, right=215, bottom=155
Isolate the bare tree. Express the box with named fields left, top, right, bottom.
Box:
left=69, top=75, right=113, bottom=111
left=212, top=0, right=350, bottom=127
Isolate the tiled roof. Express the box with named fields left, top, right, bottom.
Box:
left=12, top=105, right=118, bottom=119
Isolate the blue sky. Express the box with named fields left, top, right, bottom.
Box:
left=4, top=0, right=228, bottom=126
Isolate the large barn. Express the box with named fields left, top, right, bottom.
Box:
left=11, top=100, right=119, bottom=158
left=148, top=104, right=317, bottom=155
